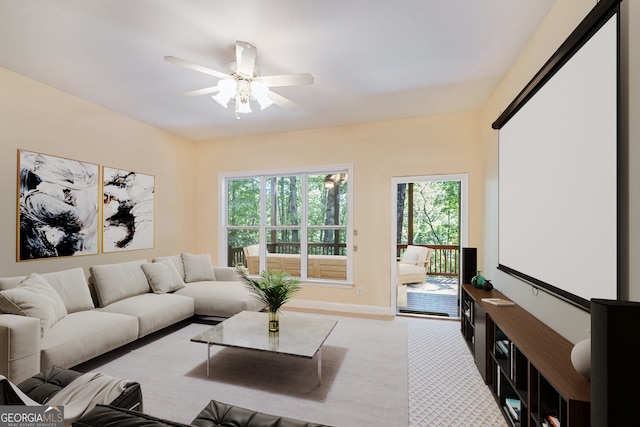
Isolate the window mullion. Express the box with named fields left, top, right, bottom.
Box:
left=300, top=173, right=308, bottom=278
left=259, top=176, right=267, bottom=272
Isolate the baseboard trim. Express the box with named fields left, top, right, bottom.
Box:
left=286, top=300, right=395, bottom=317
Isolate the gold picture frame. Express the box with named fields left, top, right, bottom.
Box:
left=102, top=166, right=155, bottom=252
left=17, top=149, right=100, bottom=261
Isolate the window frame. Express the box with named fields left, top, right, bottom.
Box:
left=219, top=164, right=354, bottom=286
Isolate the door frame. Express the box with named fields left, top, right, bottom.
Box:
left=390, top=173, right=469, bottom=309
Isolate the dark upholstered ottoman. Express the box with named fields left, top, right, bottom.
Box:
left=192, top=400, right=331, bottom=427
left=72, top=404, right=191, bottom=427
left=1, top=366, right=142, bottom=411
left=72, top=400, right=332, bottom=427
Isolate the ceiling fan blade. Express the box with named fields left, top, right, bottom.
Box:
left=164, top=56, right=228, bottom=79
left=235, top=41, right=257, bottom=78
left=267, top=90, right=298, bottom=111
left=180, top=86, right=220, bottom=97
left=261, top=73, right=314, bottom=87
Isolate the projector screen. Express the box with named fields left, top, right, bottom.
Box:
left=494, top=2, right=619, bottom=310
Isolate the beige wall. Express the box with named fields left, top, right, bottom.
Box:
left=0, top=67, right=197, bottom=278
left=193, top=112, right=484, bottom=311
left=481, top=0, right=640, bottom=343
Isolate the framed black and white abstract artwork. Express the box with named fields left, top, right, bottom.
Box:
left=102, top=167, right=155, bottom=252
left=18, top=149, right=100, bottom=261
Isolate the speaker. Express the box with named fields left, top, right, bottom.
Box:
left=591, top=298, right=640, bottom=426
left=461, top=247, right=477, bottom=285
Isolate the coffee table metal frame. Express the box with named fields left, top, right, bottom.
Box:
left=191, top=311, right=337, bottom=384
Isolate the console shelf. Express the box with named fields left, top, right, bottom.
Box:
left=461, top=284, right=590, bottom=427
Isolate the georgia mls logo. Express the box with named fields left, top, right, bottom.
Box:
left=0, top=405, right=64, bottom=427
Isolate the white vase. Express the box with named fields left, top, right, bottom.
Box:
left=570, top=338, right=591, bottom=381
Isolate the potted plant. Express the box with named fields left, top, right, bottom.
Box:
left=237, top=267, right=301, bottom=332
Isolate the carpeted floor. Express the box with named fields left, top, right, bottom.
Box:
left=74, top=313, right=506, bottom=427
left=403, top=316, right=507, bottom=427
left=74, top=313, right=409, bottom=427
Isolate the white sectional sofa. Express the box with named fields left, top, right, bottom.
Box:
left=153, top=254, right=263, bottom=318
left=0, top=253, right=264, bottom=384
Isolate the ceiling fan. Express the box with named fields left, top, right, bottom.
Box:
left=165, top=41, right=314, bottom=119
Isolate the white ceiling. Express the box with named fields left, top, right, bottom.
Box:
left=0, top=1, right=557, bottom=141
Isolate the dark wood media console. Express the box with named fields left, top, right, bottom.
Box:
left=461, top=284, right=590, bottom=426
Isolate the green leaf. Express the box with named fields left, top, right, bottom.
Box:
left=237, top=266, right=301, bottom=311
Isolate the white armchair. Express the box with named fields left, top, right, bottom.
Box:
left=396, top=245, right=432, bottom=307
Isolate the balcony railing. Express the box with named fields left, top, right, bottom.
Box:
left=229, top=243, right=459, bottom=278
left=228, top=242, right=347, bottom=268
left=397, top=244, right=459, bottom=278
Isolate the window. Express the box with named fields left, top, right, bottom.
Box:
left=223, top=166, right=352, bottom=284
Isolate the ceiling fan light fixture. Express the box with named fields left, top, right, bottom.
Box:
left=235, top=95, right=252, bottom=119
left=251, top=80, right=274, bottom=110
left=234, top=80, right=253, bottom=119
left=212, top=78, right=236, bottom=108
left=166, top=40, right=313, bottom=118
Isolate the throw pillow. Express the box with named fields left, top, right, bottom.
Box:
left=152, top=255, right=185, bottom=280
left=141, top=263, right=172, bottom=294
left=0, top=273, right=68, bottom=337
left=181, top=253, right=216, bottom=282
left=401, top=247, right=422, bottom=265
left=245, top=244, right=260, bottom=256
left=158, top=259, right=186, bottom=291
left=41, top=268, right=94, bottom=313
left=141, top=262, right=185, bottom=294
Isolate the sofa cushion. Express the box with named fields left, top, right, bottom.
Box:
left=0, top=269, right=94, bottom=314
left=73, top=404, right=192, bottom=427
left=40, top=311, right=138, bottom=370
left=152, top=255, right=185, bottom=281
left=181, top=253, right=216, bottom=283
left=73, top=399, right=332, bottom=427
left=141, top=262, right=185, bottom=294
left=41, top=268, right=94, bottom=313
left=245, top=244, right=260, bottom=256
left=160, top=260, right=187, bottom=288
left=401, top=245, right=426, bottom=265
left=212, top=266, right=242, bottom=282
left=98, top=293, right=194, bottom=337
left=0, top=273, right=67, bottom=337
left=0, top=276, right=26, bottom=290
left=175, top=281, right=264, bottom=317
left=397, top=263, right=426, bottom=276
left=17, top=366, right=82, bottom=404
left=90, top=259, right=150, bottom=307
left=192, top=399, right=332, bottom=427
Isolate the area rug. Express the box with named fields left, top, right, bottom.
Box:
left=74, top=312, right=409, bottom=426
left=403, top=317, right=507, bottom=426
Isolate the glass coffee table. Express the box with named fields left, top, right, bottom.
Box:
left=191, top=311, right=337, bottom=383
